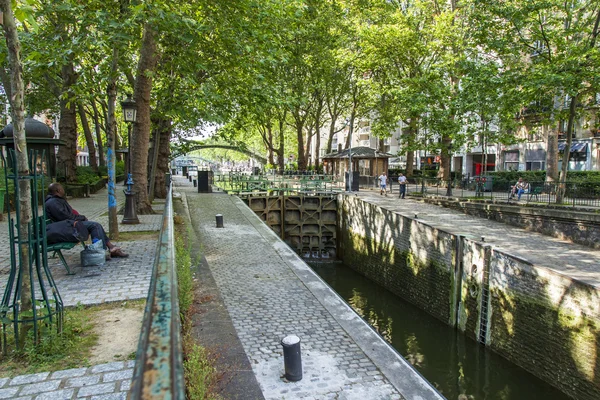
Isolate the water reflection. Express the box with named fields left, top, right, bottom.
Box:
left=311, top=262, right=570, bottom=400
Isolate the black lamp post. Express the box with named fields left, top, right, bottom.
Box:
left=446, top=143, right=454, bottom=197
left=121, top=94, right=139, bottom=224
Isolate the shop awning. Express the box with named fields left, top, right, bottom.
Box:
left=557, top=142, right=588, bottom=152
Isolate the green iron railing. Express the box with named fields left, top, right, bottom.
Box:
left=129, top=182, right=185, bottom=399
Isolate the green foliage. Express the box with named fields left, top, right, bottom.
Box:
left=75, top=166, right=101, bottom=185
left=183, top=342, right=221, bottom=400
left=98, top=161, right=125, bottom=178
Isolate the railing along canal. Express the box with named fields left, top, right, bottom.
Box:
left=129, top=182, right=185, bottom=400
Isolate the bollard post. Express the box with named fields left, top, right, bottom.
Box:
left=188, top=175, right=192, bottom=182
left=193, top=179, right=197, bottom=187
left=281, top=335, right=302, bottom=381
left=216, top=214, right=224, bottom=228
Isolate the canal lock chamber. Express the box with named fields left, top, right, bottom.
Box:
left=245, top=193, right=598, bottom=400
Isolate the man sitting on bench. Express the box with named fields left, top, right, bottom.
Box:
left=45, top=183, right=128, bottom=258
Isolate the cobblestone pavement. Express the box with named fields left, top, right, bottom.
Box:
left=0, top=361, right=134, bottom=400
left=357, top=189, right=600, bottom=288
left=0, top=187, right=163, bottom=399
left=180, top=176, right=443, bottom=400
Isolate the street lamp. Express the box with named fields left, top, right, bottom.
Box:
left=345, top=118, right=354, bottom=192
left=446, top=143, right=454, bottom=197
left=121, top=94, right=139, bottom=224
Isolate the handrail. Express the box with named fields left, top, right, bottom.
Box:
left=129, top=182, right=185, bottom=400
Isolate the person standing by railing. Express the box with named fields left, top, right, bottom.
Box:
left=398, top=173, right=407, bottom=199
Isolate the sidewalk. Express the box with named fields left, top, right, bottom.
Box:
left=355, top=190, right=600, bottom=288
left=179, top=176, right=443, bottom=400
left=0, top=187, right=163, bottom=399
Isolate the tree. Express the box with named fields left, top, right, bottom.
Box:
left=472, top=0, right=600, bottom=202
left=1, top=0, right=34, bottom=349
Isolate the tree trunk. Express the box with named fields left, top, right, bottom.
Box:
left=439, top=134, right=452, bottom=181
left=132, top=23, right=158, bottom=214
left=78, top=103, right=98, bottom=173
left=405, top=117, right=417, bottom=177
left=91, top=100, right=106, bottom=167
left=1, top=0, right=33, bottom=349
left=326, top=117, right=336, bottom=155
left=154, top=119, right=171, bottom=199
left=545, top=124, right=558, bottom=182
left=295, top=119, right=306, bottom=171
left=277, top=117, right=285, bottom=173
left=148, top=120, right=161, bottom=202
left=556, top=95, right=577, bottom=204
left=56, top=63, right=78, bottom=182
left=106, top=46, right=120, bottom=240
left=267, top=124, right=275, bottom=166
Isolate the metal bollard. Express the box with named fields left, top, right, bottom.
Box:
left=188, top=175, right=192, bottom=182
left=281, top=335, right=302, bottom=381
left=193, top=179, right=197, bottom=187
left=216, top=214, right=224, bottom=228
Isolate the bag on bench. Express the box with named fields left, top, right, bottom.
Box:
left=46, top=220, right=89, bottom=244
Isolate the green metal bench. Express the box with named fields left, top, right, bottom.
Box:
left=47, top=241, right=80, bottom=275
left=44, top=218, right=85, bottom=275
left=526, top=186, right=543, bottom=204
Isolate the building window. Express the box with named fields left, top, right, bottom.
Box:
left=504, top=151, right=519, bottom=171
left=526, top=161, right=545, bottom=171
left=358, top=159, right=371, bottom=176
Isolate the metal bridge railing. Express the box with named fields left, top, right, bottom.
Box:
left=129, top=182, right=185, bottom=400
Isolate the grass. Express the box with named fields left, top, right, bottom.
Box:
left=0, top=305, right=95, bottom=377
left=0, top=300, right=144, bottom=377
left=175, top=222, right=221, bottom=400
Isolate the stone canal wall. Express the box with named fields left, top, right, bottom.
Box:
left=338, top=195, right=456, bottom=326
left=338, top=195, right=600, bottom=400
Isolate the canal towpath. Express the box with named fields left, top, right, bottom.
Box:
left=178, top=175, right=444, bottom=400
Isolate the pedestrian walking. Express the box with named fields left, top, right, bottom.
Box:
left=398, top=173, right=407, bottom=199
left=378, top=173, right=388, bottom=196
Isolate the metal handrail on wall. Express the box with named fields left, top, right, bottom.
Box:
left=129, top=182, right=185, bottom=400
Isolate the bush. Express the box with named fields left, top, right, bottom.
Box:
left=75, top=166, right=100, bottom=185
left=98, top=161, right=125, bottom=177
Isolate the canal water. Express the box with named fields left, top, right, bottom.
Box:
left=310, top=262, right=571, bottom=400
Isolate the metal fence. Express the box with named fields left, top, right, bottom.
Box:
left=129, top=182, right=185, bottom=400
left=386, top=177, right=600, bottom=208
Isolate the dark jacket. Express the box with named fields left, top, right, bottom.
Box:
left=46, top=220, right=89, bottom=244
left=45, top=194, right=87, bottom=222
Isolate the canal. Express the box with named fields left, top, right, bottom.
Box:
left=310, top=262, right=571, bottom=400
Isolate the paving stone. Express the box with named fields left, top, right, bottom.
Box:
left=65, top=375, right=100, bottom=388
left=19, top=380, right=61, bottom=396
left=90, top=362, right=125, bottom=374
left=77, top=382, right=116, bottom=397
left=9, top=373, right=49, bottom=386
left=90, top=393, right=127, bottom=400
left=102, top=369, right=133, bottom=382
left=0, top=387, right=19, bottom=399
left=118, top=380, right=131, bottom=392
left=35, top=389, right=75, bottom=400
left=51, top=368, right=88, bottom=380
